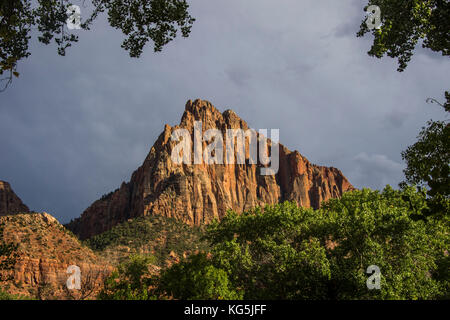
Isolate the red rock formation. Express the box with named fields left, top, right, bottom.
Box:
left=0, top=212, right=111, bottom=299
left=67, top=99, right=355, bottom=239
left=3, top=257, right=110, bottom=299
left=0, top=180, right=29, bottom=216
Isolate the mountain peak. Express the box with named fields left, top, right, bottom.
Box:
left=0, top=180, right=30, bottom=216
left=67, top=100, right=355, bottom=239
left=185, top=98, right=216, bottom=112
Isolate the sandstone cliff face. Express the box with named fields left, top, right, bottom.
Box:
left=0, top=181, right=29, bottom=216
left=0, top=212, right=111, bottom=299
left=68, top=99, right=355, bottom=239
left=4, top=257, right=109, bottom=299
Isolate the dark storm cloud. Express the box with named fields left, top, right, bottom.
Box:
left=226, top=66, right=252, bottom=87
left=1, top=0, right=449, bottom=223
left=351, top=152, right=405, bottom=190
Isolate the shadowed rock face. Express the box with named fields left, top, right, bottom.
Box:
left=67, top=99, right=355, bottom=239
left=0, top=181, right=29, bottom=216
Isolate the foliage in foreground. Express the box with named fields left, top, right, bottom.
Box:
left=98, top=186, right=449, bottom=300
left=401, top=109, right=449, bottom=200
left=156, top=253, right=243, bottom=300
left=97, top=254, right=157, bottom=300
left=1, top=0, right=195, bottom=91
left=358, top=0, right=449, bottom=72
left=152, top=186, right=449, bottom=300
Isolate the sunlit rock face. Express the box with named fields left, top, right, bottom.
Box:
left=67, top=99, right=354, bottom=239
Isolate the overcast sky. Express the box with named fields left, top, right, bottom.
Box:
left=1, top=0, right=449, bottom=224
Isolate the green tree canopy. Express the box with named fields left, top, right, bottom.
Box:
left=358, top=2, right=449, bottom=207
left=153, top=188, right=449, bottom=300
left=400, top=92, right=449, bottom=222
left=0, top=0, right=195, bottom=91
left=156, top=253, right=242, bottom=300
left=358, top=0, right=450, bottom=72
left=401, top=117, right=449, bottom=198
left=97, top=254, right=157, bottom=300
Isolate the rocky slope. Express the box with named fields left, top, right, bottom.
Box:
left=0, top=181, right=29, bottom=216
left=68, top=99, right=355, bottom=239
left=0, top=212, right=111, bottom=299
left=84, top=214, right=209, bottom=268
